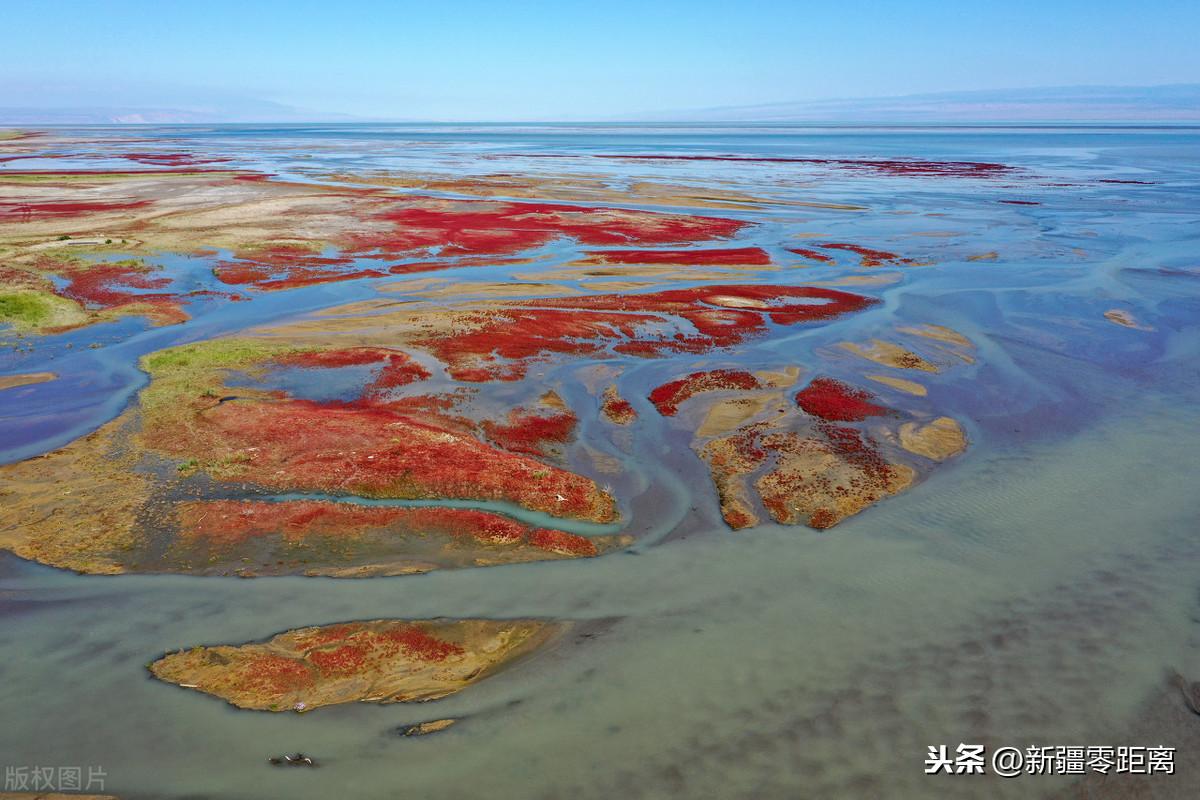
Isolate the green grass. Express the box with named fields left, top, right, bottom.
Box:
left=141, top=337, right=300, bottom=377
left=138, top=337, right=310, bottom=422
left=0, top=290, right=87, bottom=331
left=0, top=292, right=52, bottom=326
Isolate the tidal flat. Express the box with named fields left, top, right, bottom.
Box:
left=1, top=123, right=1199, bottom=799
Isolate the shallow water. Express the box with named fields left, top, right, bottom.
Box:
left=2, top=124, right=1199, bottom=798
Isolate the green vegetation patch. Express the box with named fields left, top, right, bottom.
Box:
left=138, top=337, right=316, bottom=417
left=0, top=289, right=87, bottom=331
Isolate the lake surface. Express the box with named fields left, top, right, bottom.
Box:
left=2, top=123, right=1199, bottom=799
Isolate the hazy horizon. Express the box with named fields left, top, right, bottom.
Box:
left=3, top=83, right=1199, bottom=126
left=4, top=0, right=1198, bottom=122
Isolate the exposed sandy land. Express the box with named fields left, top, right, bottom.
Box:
left=897, top=416, right=968, bottom=461
left=149, top=618, right=567, bottom=711
left=812, top=272, right=903, bottom=287
left=0, top=371, right=57, bottom=390
left=321, top=170, right=826, bottom=211
left=840, top=339, right=940, bottom=372
left=0, top=414, right=146, bottom=574
left=382, top=279, right=579, bottom=300
left=513, top=265, right=772, bottom=283
left=754, top=365, right=803, bottom=388
left=696, top=393, right=789, bottom=439
left=1104, top=308, right=1153, bottom=330
left=865, top=374, right=927, bottom=396
left=897, top=323, right=973, bottom=348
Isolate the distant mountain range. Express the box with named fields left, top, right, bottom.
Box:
left=640, top=84, right=1200, bottom=123
left=0, top=101, right=355, bottom=125
left=1, top=84, right=1196, bottom=124
left=0, top=83, right=357, bottom=124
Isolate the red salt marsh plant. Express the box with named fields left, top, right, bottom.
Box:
left=416, top=284, right=876, bottom=381
left=649, top=369, right=764, bottom=416
left=213, top=244, right=384, bottom=291
left=482, top=406, right=578, bottom=457
left=191, top=399, right=612, bottom=519
left=207, top=198, right=752, bottom=290
left=579, top=246, right=772, bottom=266
left=601, top=385, right=637, bottom=425
left=0, top=199, right=151, bottom=220
left=35, top=257, right=193, bottom=326
left=150, top=619, right=564, bottom=711
left=817, top=243, right=915, bottom=268
left=502, top=153, right=1016, bottom=178
left=138, top=340, right=616, bottom=522
left=795, top=377, right=891, bottom=422
left=121, top=152, right=233, bottom=167
left=350, top=199, right=750, bottom=259
left=787, top=247, right=836, bottom=264
left=272, top=347, right=432, bottom=399
left=172, top=499, right=612, bottom=573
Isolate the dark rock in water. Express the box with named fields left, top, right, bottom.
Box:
left=269, top=752, right=317, bottom=767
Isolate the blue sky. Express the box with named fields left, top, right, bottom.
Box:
left=2, top=0, right=1198, bottom=119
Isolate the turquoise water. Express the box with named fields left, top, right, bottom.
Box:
left=2, top=124, right=1199, bottom=798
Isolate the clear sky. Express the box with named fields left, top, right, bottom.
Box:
left=2, top=0, right=1198, bottom=119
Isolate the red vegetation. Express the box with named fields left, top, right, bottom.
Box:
left=368, top=357, right=432, bottom=396
left=298, top=622, right=465, bottom=677
left=243, top=654, right=315, bottom=693
left=500, top=153, right=1015, bottom=178
left=0, top=199, right=150, bottom=220
left=528, top=528, right=599, bottom=557
left=482, top=406, right=578, bottom=456
left=787, top=247, right=835, bottom=264
left=601, top=386, right=637, bottom=425
left=122, top=152, right=233, bottom=167
left=213, top=245, right=387, bottom=291
left=0, top=168, right=229, bottom=177
left=795, top=377, right=891, bottom=422
left=419, top=284, right=875, bottom=382
left=295, top=624, right=363, bottom=648
left=749, top=423, right=900, bottom=530
left=346, top=199, right=749, bottom=260
left=170, top=399, right=614, bottom=520
left=177, top=499, right=600, bottom=557
left=308, top=645, right=368, bottom=675
left=210, top=198, right=751, bottom=290
left=649, top=369, right=763, bottom=416
left=49, top=261, right=188, bottom=324
left=273, top=347, right=431, bottom=399
left=276, top=348, right=397, bottom=369
left=387, top=255, right=529, bottom=275
left=580, top=246, right=771, bottom=266
left=817, top=243, right=915, bottom=268
left=815, top=423, right=895, bottom=482
left=57, top=262, right=170, bottom=307
left=377, top=625, right=465, bottom=662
